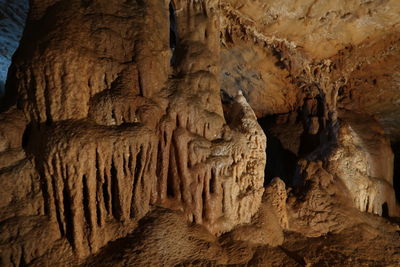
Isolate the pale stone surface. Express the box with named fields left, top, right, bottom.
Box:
left=264, top=177, right=289, bottom=229
left=326, top=115, right=398, bottom=216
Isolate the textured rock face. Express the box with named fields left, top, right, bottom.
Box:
left=327, top=117, right=397, bottom=216
left=219, top=0, right=400, bottom=215
left=0, top=0, right=265, bottom=264
left=0, top=0, right=400, bottom=266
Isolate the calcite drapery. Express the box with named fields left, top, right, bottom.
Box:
left=0, top=0, right=266, bottom=263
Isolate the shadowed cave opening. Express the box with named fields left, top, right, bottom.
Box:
left=382, top=202, right=389, bottom=218
left=257, top=108, right=332, bottom=187
left=257, top=115, right=299, bottom=187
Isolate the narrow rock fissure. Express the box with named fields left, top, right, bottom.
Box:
left=134, top=146, right=143, bottom=187
left=382, top=202, right=389, bottom=218
left=51, top=167, right=65, bottom=236
left=167, top=146, right=176, bottom=198
left=110, top=159, right=122, bottom=220
left=21, top=123, right=32, bottom=149
left=63, top=186, right=74, bottom=246
left=95, top=152, right=102, bottom=226
left=82, top=175, right=92, bottom=230
left=169, top=1, right=178, bottom=65
left=210, top=168, right=216, bottom=194
left=102, top=177, right=110, bottom=214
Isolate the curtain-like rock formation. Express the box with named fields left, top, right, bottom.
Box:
left=0, top=0, right=265, bottom=264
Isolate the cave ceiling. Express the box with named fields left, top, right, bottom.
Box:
left=220, top=0, right=400, bottom=140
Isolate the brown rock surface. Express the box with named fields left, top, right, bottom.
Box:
left=0, top=0, right=400, bottom=266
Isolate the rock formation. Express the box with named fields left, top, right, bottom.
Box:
left=0, top=0, right=28, bottom=96
left=0, top=0, right=400, bottom=266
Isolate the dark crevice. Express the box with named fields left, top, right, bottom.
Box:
left=137, top=70, right=143, bottom=96
left=51, top=166, right=65, bottom=237
left=220, top=89, right=235, bottom=125
left=146, top=144, right=153, bottom=173
left=265, top=135, right=298, bottom=186
left=102, top=175, right=110, bottom=214
left=110, top=159, right=122, bottom=220
left=298, top=132, right=320, bottom=156
left=258, top=115, right=299, bottom=187
left=156, top=141, right=163, bottom=179
left=167, top=145, right=176, bottom=198
left=82, top=175, right=92, bottom=229
left=44, top=84, right=53, bottom=126
left=128, top=147, right=133, bottom=175
left=130, top=146, right=143, bottom=218
left=278, top=246, right=307, bottom=267
left=95, top=152, right=102, bottom=226
left=382, top=202, right=389, bottom=218
left=365, top=196, right=370, bottom=214
left=210, top=169, right=216, bottom=194
left=272, top=48, right=287, bottom=70
left=169, top=1, right=178, bottom=66
left=39, top=174, right=51, bottom=217
left=63, top=186, right=74, bottom=246
left=81, top=0, right=93, bottom=8
left=224, top=28, right=234, bottom=44
left=96, top=193, right=102, bottom=226
left=19, top=248, right=27, bottom=267
left=21, top=123, right=33, bottom=149
left=257, top=86, right=337, bottom=186
left=134, top=146, right=143, bottom=185
left=167, top=171, right=175, bottom=198
left=202, top=181, right=207, bottom=219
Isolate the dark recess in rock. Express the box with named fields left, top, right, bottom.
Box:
left=258, top=115, right=298, bottom=186
left=169, top=1, right=178, bottom=66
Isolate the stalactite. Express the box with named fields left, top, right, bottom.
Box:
left=156, top=88, right=266, bottom=234
left=35, top=123, right=159, bottom=257
left=2, top=0, right=264, bottom=262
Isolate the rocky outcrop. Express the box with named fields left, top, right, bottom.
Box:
left=327, top=116, right=398, bottom=216
left=0, top=0, right=265, bottom=264
left=219, top=0, right=400, bottom=218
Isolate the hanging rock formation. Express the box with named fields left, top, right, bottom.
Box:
left=0, top=0, right=265, bottom=264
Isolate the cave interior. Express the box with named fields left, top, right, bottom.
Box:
left=1, top=0, right=400, bottom=266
